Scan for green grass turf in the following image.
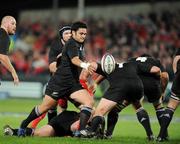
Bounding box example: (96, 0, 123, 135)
(0, 98, 180, 144)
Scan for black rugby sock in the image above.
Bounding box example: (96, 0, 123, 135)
(25, 127, 34, 136)
(12, 128, 18, 136)
(13, 128, 33, 136)
(156, 107, 165, 126)
(90, 116, 105, 132)
(48, 108, 57, 122)
(136, 108, 153, 137)
(79, 107, 92, 130)
(158, 107, 174, 138)
(106, 108, 119, 136)
(20, 106, 41, 128)
(156, 107, 168, 137)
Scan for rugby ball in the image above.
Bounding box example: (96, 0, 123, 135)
(101, 53, 116, 74)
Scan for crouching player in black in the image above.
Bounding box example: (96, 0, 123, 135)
(157, 48, 180, 142)
(104, 54, 169, 140)
(4, 110, 80, 137)
(81, 57, 161, 140)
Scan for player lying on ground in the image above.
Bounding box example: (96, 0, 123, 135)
(4, 110, 80, 137)
(4, 109, 104, 138)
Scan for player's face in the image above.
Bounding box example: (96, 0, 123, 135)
(8, 18, 16, 35)
(72, 28, 87, 43)
(62, 30, 71, 42)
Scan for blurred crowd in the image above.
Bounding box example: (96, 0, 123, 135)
(1, 10, 180, 81)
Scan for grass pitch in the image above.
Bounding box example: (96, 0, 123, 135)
(0, 98, 180, 144)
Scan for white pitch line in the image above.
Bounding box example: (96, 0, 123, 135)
(0, 112, 180, 123)
(0, 112, 29, 117)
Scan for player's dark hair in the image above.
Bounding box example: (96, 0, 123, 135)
(59, 26, 71, 39)
(140, 53, 152, 57)
(71, 21, 87, 31)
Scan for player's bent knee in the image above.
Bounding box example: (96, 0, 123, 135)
(34, 125, 55, 137)
(38, 104, 52, 114)
(88, 99, 94, 107)
(94, 107, 108, 116)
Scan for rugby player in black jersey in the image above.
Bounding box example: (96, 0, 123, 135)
(157, 48, 180, 142)
(18, 21, 95, 136)
(104, 54, 169, 140)
(4, 110, 80, 137)
(49, 26, 71, 73)
(80, 58, 161, 140)
(0, 16, 19, 85)
(30, 26, 72, 128)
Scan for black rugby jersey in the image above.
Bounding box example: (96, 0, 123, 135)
(96, 61, 152, 87)
(48, 38, 63, 66)
(0, 28, 10, 55)
(129, 57, 164, 80)
(55, 38, 85, 82)
(130, 56, 165, 72)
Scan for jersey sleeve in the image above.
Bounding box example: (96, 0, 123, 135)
(48, 40, 62, 64)
(0, 31, 10, 55)
(96, 63, 106, 76)
(138, 62, 153, 73)
(156, 59, 165, 72)
(67, 42, 79, 59)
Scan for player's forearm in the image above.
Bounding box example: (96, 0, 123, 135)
(71, 57, 96, 75)
(0, 55, 17, 74)
(49, 62, 57, 73)
(79, 69, 90, 80)
(160, 72, 169, 93)
(71, 56, 89, 69)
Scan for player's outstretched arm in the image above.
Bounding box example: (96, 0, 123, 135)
(0, 54, 19, 85)
(160, 72, 169, 93)
(71, 56, 96, 74)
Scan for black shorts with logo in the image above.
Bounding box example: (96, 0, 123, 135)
(103, 77, 144, 104)
(140, 76, 162, 103)
(45, 79, 83, 101)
